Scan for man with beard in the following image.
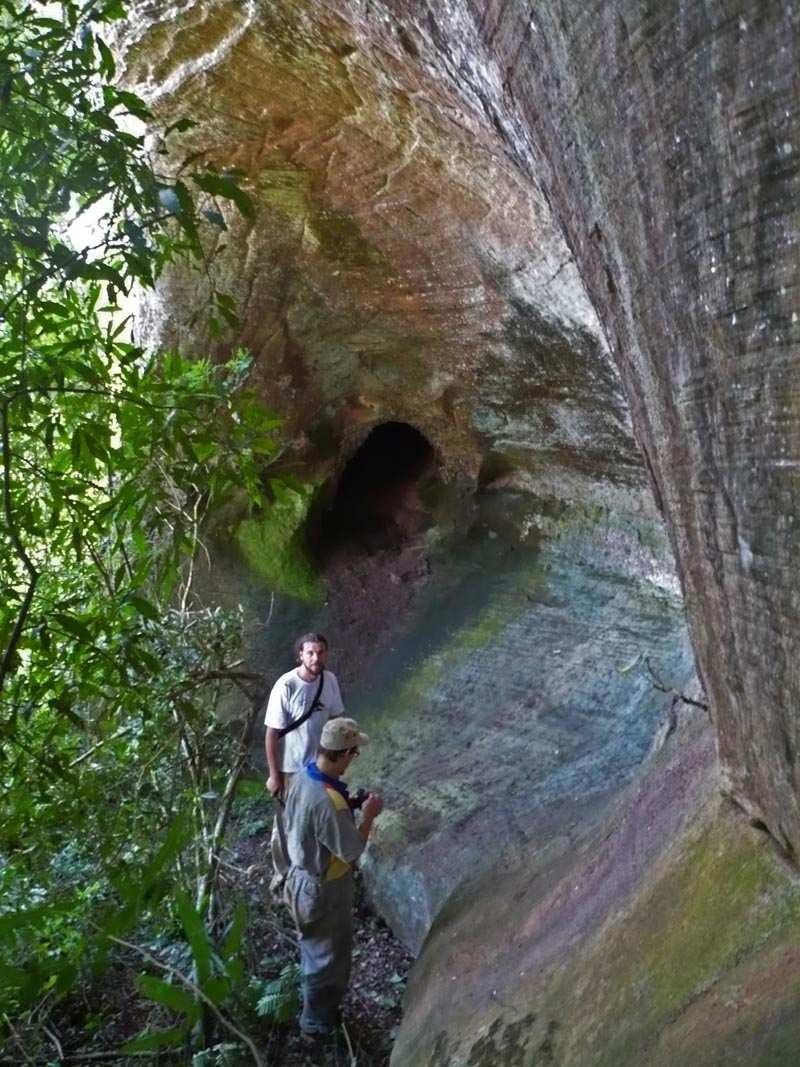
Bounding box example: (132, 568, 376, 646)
(264, 632, 345, 889)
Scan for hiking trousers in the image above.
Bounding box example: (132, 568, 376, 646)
(269, 772, 295, 878)
(284, 867, 354, 1034)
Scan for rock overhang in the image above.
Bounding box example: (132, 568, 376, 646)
(118, 0, 651, 540)
(114, 0, 800, 1062)
(117, 0, 692, 956)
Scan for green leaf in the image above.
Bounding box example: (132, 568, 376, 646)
(165, 117, 196, 136)
(191, 172, 255, 220)
(52, 612, 90, 640)
(255, 964, 301, 1024)
(122, 1026, 188, 1053)
(96, 36, 116, 78)
(125, 595, 160, 621)
(0, 962, 35, 992)
(220, 902, 247, 963)
(236, 776, 267, 799)
(38, 300, 70, 317)
(97, 0, 127, 21)
(131, 646, 161, 673)
(110, 87, 151, 120)
(83, 430, 109, 463)
(173, 180, 195, 218)
(140, 818, 193, 892)
(202, 208, 227, 229)
(203, 975, 230, 1006)
(0, 904, 62, 938)
(137, 975, 200, 1021)
(175, 892, 212, 987)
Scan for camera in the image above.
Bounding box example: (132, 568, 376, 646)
(348, 787, 369, 810)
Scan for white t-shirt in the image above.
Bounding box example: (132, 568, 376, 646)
(264, 669, 344, 772)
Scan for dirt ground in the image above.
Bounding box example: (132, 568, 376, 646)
(3, 809, 413, 1067)
(233, 829, 414, 1067)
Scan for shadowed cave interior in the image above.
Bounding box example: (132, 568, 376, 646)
(311, 422, 437, 561)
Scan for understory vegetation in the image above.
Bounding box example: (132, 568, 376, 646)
(0, 2, 367, 1061)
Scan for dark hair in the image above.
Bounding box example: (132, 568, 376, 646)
(318, 744, 348, 762)
(294, 632, 328, 661)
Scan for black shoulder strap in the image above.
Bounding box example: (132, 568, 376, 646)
(277, 669, 325, 739)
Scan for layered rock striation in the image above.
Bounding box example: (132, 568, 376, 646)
(394, 708, 800, 1066)
(118, 1, 800, 1063)
(120, 0, 649, 528)
(490, 0, 800, 864)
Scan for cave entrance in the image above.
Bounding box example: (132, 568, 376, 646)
(313, 421, 437, 560)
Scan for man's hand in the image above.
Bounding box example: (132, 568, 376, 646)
(265, 727, 283, 798)
(359, 793, 383, 842)
(362, 793, 383, 819)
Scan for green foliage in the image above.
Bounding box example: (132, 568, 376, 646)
(253, 963, 302, 1026)
(237, 480, 323, 602)
(0, 0, 279, 1056)
(124, 897, 250, 1054)
(232, 779, 274, 838)
(192, 1044, 245, 1067)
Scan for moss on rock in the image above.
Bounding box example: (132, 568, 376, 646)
(584, 820, 800, 1067)
(236, 481, 323, 602)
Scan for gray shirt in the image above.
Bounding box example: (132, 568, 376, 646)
(284, 768, 365, 882)
(264, 668, 344, 772)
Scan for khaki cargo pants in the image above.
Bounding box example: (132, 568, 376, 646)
(284, 867, 354, 1035)
(269, 772, 295, 880)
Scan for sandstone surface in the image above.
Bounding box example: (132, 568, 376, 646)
(118, 1, 800, 1062)
(394, 710, 800, 1066)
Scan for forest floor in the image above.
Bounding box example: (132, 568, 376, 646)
(230, 821, 414, 1067)
(2, 802, 413, 1067)
(3, 531, 431, 1066)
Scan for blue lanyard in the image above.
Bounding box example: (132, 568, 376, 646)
(305, 761, 350, 803)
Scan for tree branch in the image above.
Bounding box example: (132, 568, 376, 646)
(196, 701, 261, 918)
(68, 725, 132, 769)
(0, 399, 39, 698)
(106, 936, 265, 1067)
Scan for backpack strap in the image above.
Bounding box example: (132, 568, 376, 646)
(277, 669, 325, 739)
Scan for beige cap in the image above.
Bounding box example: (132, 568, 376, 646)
(320, 717, 370, 751)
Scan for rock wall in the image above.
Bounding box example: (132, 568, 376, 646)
(393, 709, 800, 1066)
(347, 525, 694, 953)
(480, 0, 800, 863)
(120, 1, 800, 857)
(117, 1, 800, 1062)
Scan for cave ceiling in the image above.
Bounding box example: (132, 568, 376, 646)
(120, 0, 650, 528)
(121, 0, 800, 866)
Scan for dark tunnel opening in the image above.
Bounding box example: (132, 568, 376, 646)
(311, 422, 437, 561)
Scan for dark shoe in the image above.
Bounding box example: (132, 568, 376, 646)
(300, 1025, 333, 1039)
(299, 1027, 333, 1057)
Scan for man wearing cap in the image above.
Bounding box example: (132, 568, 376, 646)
(283, 716, 383, 1040)
(264, 632, 345, 886)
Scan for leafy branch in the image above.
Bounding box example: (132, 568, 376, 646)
(108, 935, 265, 1067)
(0, 2, 286, 1061)
(0, 399, 39, 694)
